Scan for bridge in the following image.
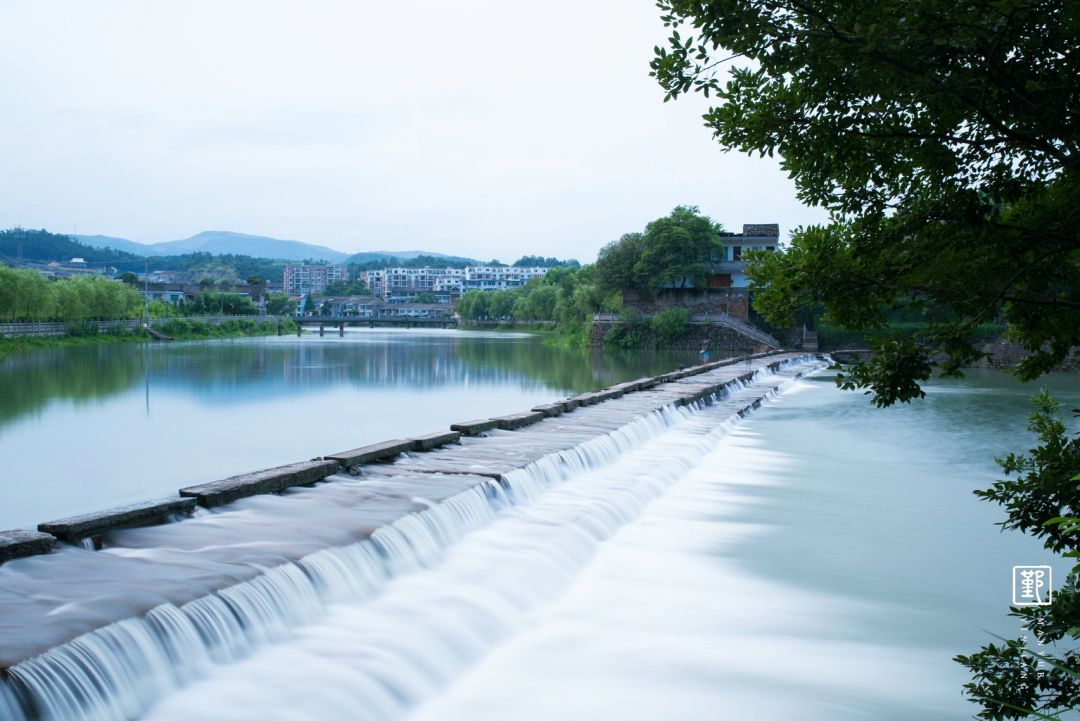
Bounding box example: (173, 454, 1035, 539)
(0, 351, 823, 721)
(293, 315, 458, 335)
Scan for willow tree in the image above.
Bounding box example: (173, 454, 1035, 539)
(651, 1, 1079, 717)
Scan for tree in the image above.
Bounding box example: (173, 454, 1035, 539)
(456, 291, 490, 320)
(653, 1, 1079, 717)
(650, 307, 691, 342)
(512, 255, 581, 268)
(653, 0, 1078, 392)
(512, 285, 558, 321)
(487, 290, 517, 319)
(637, 206, 722, 291)
(594, 209, 723, 295)
(595, 233, 646, 294)
(323, 279, 370, 297)
(265, 292, 294, 316)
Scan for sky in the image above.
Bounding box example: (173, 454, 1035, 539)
(0, 1, 827, 262)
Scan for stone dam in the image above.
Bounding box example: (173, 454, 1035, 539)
(0, 351, 824, 721)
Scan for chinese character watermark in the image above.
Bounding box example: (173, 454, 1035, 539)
(1013, 565, 1052, 606)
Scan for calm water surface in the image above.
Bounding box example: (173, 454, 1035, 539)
(0, 329, 698, 530)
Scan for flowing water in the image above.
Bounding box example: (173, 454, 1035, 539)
(1, 353, 1076, 720)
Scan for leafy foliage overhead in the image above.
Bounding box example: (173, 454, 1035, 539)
(652, 0, 1079, 397)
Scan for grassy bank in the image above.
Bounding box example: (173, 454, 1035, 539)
(454, 320, 588, 349)
(0, 318, 296, 359)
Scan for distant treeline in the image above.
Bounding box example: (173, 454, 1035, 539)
(0, 265, 295, 322)
(347, 255, 475, 273)
(0, 228, 287, 282)
(0, 265, 143, 321)
(1, 228, 580, 284)
(455, 266, 618, 342)
(346, 254, 579, 274)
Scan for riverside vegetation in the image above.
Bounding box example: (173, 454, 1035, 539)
(454, 205, 743, 350)
(0, 265, 294, 356)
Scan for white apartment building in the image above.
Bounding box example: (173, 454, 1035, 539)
(461, 266, 548, 291)
(360, 265, 548, 302)
(283, 264, 349, 297)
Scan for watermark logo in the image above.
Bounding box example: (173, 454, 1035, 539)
(1013, 565, 1053, 606)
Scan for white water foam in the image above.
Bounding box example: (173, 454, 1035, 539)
(5, 359, 823, 721)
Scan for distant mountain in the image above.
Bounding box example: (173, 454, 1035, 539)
(70, 230, 483, 267)
(73, 234, 153, 256)
(74, 231, 352, 263)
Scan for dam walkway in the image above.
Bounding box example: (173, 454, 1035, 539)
(0, 351, 823, 721)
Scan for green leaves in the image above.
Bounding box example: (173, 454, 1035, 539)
(668, 0, 1080, 403)
(958, 397, 1080, 717)
(834, 335, 932, 406)
(975, 393, 1080, 554)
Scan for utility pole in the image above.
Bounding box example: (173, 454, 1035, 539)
(143, 257, 149, 328)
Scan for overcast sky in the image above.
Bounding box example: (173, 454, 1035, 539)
(0, 1, 827, 261)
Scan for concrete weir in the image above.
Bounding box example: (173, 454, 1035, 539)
(179, 460, 341, 508)
(0, 351, 817, 669)
(38, 497, 198, 545)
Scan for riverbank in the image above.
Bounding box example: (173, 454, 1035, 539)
(0, 317, 296, 359)
(455, 321, 586, 349)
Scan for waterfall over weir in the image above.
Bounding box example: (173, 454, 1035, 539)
(0, 357, 823, 721)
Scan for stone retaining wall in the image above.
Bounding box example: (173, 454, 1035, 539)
(588, 320, 770, 354)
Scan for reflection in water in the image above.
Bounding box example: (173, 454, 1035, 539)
(0, 331, 698, 427)
(0, 330, 699, 530)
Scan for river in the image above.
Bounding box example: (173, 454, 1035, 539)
(0, 337, 1077, 720)
(0, 330, 697, 530)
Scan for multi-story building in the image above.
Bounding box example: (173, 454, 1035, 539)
(283, 264, 349, 297)
(713, 224, 780, 287)
(621, 223, 780, 320)
(461, 266, 548, 292)
(359, 265, 548, 303)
